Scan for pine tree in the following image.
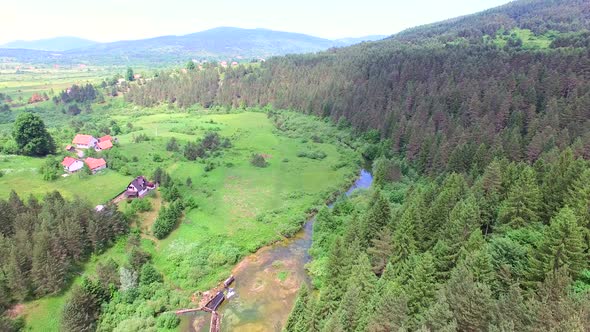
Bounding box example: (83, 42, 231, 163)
(405, 253, 437, 323)
(284, 284, 310, 332)
(367, 227, 393, 275)
(497, 165, 542, 229)
(390, 205, 417, 266)
(541, 148, 584, 220)
(424, 173, 466, 246)
(418, 291, 457, 332)
(365, 282, 408, 332)
(444, 265, 494, 331)
(531, 207, 587, 279)
(361, 190, 391, 245)
(61, 283, 101, 332)
(564, 168, 590, 226)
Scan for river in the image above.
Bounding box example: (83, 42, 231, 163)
(182, 169, 373, 331)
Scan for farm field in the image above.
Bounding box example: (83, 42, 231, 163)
(14, 108, 361, 331)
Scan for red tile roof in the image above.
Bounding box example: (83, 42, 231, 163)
(62, 156, 78, 167)
(72, 134, 95, 145)
(97, 140, 113, 150)
(85, 157, 106, 170)
(99, 135, 112, 142)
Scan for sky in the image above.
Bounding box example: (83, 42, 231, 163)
(1, 0, 513, 44)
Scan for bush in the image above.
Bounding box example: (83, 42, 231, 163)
(297, 150, 327, 160)
(130, 198, 152, 213)
(251, 154, 268, 167)
(40, 157, 62, 181)
(152, 154, 163, 162)
(166, 137, 179, 151)
(132, 133, 150, 143)
(204, 162, 215, 172)
(156, 312, 180, 329)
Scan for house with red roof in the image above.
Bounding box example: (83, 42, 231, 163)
(95, 135, 114, 151)
(96, 140, 113, 151)
(61, 156, 84, 173)
(85, 157, 107, 174)
(72, 134, 97, 149)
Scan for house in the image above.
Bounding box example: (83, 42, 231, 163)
(65, 145, 75, 152)
(95, 135, 114, 151)
(85, 157, 107, 174)
(61, 156, 84, 173)
(231, 61, 238, 67)
(125, 176, 156, 198)
(96, 140, 113, 151)
(72, 134, 97, 149)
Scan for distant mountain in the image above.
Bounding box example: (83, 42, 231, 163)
(334, 35, 388, 44)
(0, 28, 386, 66)
(0, 36, 97, 52)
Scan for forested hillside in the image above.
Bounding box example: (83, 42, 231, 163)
(123, 0, 590, 330)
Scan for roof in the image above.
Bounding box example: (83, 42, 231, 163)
(99, 135, 112, 142)
(72, 134, 95, 145)
(62, 156, 79, 167)
(129, 176, 148, 191)
(85, 157, 106, 170)
(97, 140, 113, 150)
(65, 145, 73, 150)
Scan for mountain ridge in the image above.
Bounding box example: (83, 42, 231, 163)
(0, 27, 386, 65)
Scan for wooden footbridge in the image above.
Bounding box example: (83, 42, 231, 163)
(175, 275, 235, 332)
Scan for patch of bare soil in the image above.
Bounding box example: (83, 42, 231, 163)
(6, 303, 24, 318)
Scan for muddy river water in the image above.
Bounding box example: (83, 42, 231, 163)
(181, 169, 373, 331)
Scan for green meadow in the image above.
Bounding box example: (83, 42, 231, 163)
(11, 106, 360, 331)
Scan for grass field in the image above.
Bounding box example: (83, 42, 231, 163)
(15, 109, 360, 331)
(0, 155, 132, 205)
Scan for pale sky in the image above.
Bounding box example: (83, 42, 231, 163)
(1, 0, 513, 44)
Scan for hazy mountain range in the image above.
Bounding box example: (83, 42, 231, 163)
(0, 27, 386, 66)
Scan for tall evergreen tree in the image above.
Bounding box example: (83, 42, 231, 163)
(497, 165, 542, 229)
(531, 207, 587, 279)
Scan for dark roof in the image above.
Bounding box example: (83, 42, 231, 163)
(205, 291, 225, 311)
(129, 176, 148, 191)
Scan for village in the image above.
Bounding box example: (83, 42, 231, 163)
(61, 133, 156, 206)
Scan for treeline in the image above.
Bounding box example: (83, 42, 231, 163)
(54, 84, 99, 105)
(285, 148, 590, 331)
(0, 191, 128, 329)
(127, 30, 590, 176)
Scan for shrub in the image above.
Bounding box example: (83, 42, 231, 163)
(132, 133, 150, 143)
(156, 312, 180, 329)
(152, 154, 163, 162)
(166, 137, 179, 151)
(251, 154, 268, 167)
(130, 198, 152, 213)
(297, 150, 327, 160)
(40, 157, 62, 181)
(204, 162, 215, 172)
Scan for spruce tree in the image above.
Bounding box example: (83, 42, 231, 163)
(405, 253, 437, 322)
(531, 207, 587, 279)
(497, 165, 542, 229)
(284, 284, 310, 332)
(361, 190, 391, 245)
(367, 227, 393, 275)
(444, 265, 494, 331)
(365, 282, 408, 332)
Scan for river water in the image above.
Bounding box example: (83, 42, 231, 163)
(182, 169, 373, 331)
